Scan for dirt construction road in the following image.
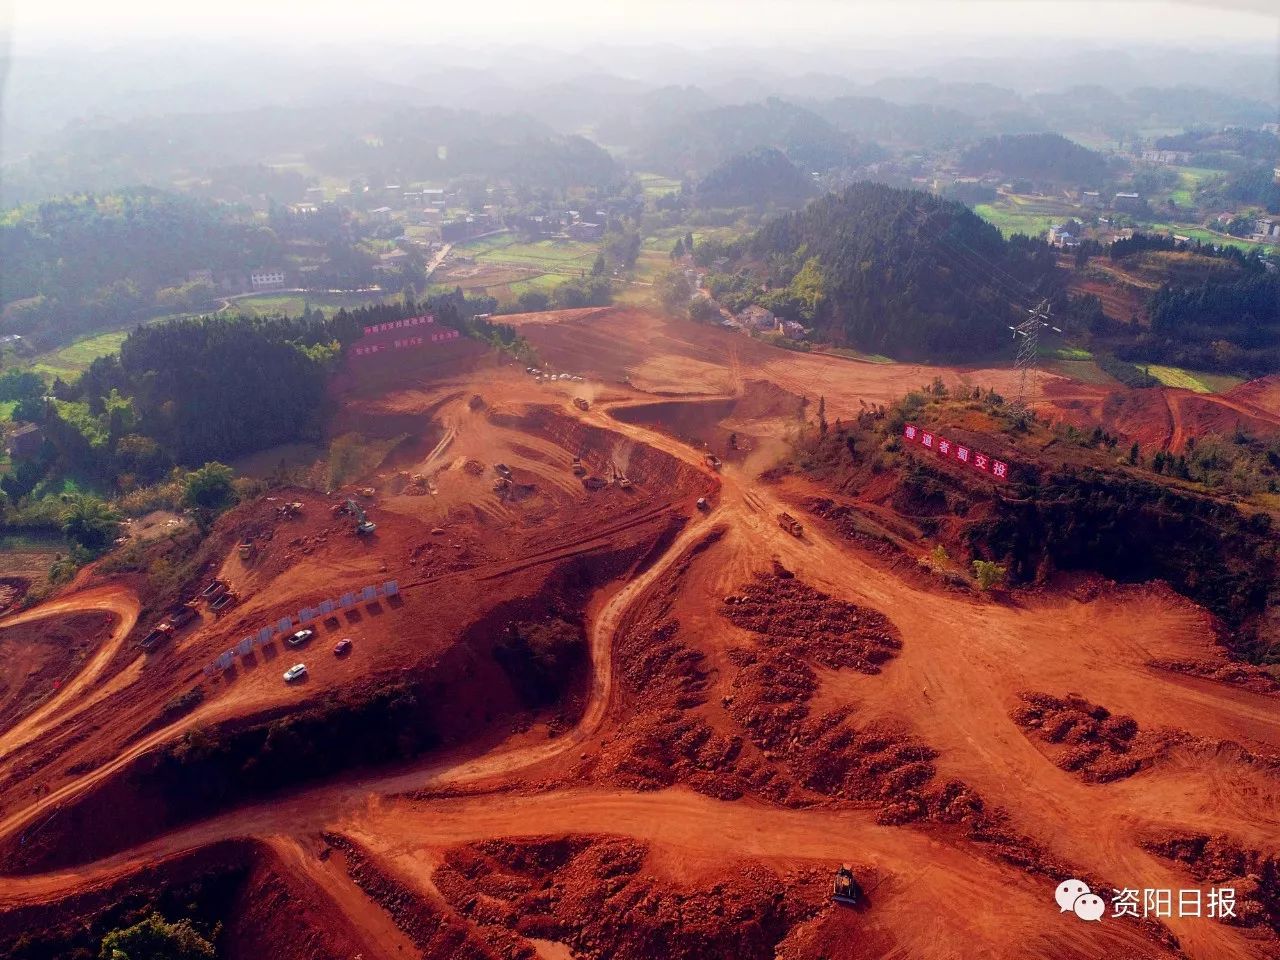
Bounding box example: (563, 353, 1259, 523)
(0, 333, 1276, 958)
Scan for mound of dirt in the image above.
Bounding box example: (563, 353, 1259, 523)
(322, 833, 514, 959)
(1148, 658, 1280, 697)
(1141, 832, 1280, 940)
(720, 571, 901, 674)
(433, 835, 818, 960)
(1011, 692, 1175, 783)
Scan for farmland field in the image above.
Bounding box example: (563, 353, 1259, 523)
(637, 171, 683, 197)
(29, 329, 130, 380)
(217, 290, 386, 318)
(1144, 363, 1245, 394)
(972, 197, 1064, 238)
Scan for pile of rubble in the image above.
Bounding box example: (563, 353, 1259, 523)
(1011, 692, 1173, 783)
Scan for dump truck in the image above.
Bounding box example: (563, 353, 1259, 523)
(238, 540, 255, 561)
(494, 463, 512, 479)
(777, 512, 803, 537)
(573, 397, 590, 411)
(200, 579, 227, 600)
(140, 623, 173, 651)
(571, 457, 586, 476)
(832, 865, 861, 906)
(705, 454, 722, 471)
(582, 476, 607, 491)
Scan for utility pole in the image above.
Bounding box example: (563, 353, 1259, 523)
(1009, 299, 1060, 412)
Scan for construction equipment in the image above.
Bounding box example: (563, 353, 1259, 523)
(200, 579, 227, 600)
(778, 512, 803, 537)
(494, 463, 512, 479)
(338, 498, 377, 534)
(277, 501, 304, 519)
(238, 540, 256, 561)
(140, 622, 174, 651)
(696, 497, 709, 511)
(618, 476, 633, 490)
(582, 476, 607, 491)
(571, 457, 586, 476)
(573, 397, 590, 411)
(705, 454, 722, 471)
(832, 865, 861, 906)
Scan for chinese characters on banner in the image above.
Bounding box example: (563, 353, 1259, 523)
(352, 329, 459, 357)
(903, 423, 1009, 480)
(362, 314, 435, 336)
(351, 315, 462, 357)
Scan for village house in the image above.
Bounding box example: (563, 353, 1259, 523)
(737, 303, 776, 332)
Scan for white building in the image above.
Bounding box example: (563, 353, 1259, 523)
(249, 269, 286, 291)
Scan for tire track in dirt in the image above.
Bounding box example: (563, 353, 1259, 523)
(0, 586, 139, 760)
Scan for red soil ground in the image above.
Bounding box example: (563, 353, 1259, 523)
(0, 307, 1276, 959)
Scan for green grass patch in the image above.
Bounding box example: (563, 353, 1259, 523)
(973, 202, 1059, 239)
(0, 400, 16, 422)
(1045, 359, 1119, 386)
(1144, 364, 1245, 394)
(638, 172, 683, 197)
(1143, 223, 1275, 254)
(29, 329, 131, 381)
(820, 346, 896, 364)
(1046, 346, 1093, 361)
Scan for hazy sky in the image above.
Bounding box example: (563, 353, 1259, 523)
(4, 0, 1278, 50)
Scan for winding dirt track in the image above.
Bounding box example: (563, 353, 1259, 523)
(0, 585, 139, 761)
(1, 380, 1276, 959)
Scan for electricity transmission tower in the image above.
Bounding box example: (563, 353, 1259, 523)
(1009, 299, 1061, 411)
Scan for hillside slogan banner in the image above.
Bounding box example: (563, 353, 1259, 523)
(903, 423, 1009, 481)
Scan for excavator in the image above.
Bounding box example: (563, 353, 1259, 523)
(336, 498, 377, 534)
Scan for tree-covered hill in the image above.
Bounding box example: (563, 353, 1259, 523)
(638, 98, 868, 177)
(0, 190, 279, 307)
(694, 147, 815, 209)
(743, 182, 1058, 359)
(959, 132, 1110, 186)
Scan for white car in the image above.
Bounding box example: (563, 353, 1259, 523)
(286, 628, 314, 648)
(283, 663, 307, 683)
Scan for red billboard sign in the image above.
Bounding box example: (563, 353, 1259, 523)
(903, 423, 1009, 481)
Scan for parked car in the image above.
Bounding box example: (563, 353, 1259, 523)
(282, 663, 307, 683)
(333, 638, 352, 656)
(286, 628, 314, 648)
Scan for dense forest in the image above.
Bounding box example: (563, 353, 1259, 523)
(1155, 127, 1280, 167)
(1197, 166, 1280, 214)
(0, 190, 278, 329)
(3, 294, 504, 508)
(1117, 272, 1280, 376)
(959, 132, 1111, 186)
(741, 182, 1059, 359)
(693, 147, 815, 209)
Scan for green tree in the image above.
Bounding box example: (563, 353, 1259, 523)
(972, 559, 1007, 591)
(670, 237, 685, 260)
(654, 269, 693, 314)
(61, 494, 120, 550)
(183, 461, 237, 512)
(99, 912, 216, 960)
